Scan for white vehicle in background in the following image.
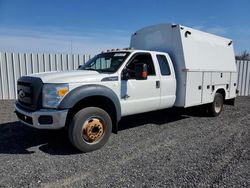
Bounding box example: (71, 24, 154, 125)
(15, 24, 237, 152)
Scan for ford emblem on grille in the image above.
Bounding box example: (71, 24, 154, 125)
(18, 89, 26, 98)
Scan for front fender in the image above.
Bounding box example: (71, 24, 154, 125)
(58, 84, 121, 121)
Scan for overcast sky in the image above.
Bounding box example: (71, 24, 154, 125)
(0, 0, 249, 55)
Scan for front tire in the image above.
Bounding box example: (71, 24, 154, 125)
(68, 107, 112, 152)
(208, 93, 224, 117)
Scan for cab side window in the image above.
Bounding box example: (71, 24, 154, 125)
(126, 53, 155, 79)
(156, 55, 171, 76)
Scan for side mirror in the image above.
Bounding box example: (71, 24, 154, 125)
(135, 63, 148, 80)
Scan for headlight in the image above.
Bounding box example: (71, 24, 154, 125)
(43, 83, 69, 108)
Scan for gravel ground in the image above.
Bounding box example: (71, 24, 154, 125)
(0, 97, 249, 187)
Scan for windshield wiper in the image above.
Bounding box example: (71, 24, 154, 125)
(83, 67, 100, 72)
(82, 67, 114, 73)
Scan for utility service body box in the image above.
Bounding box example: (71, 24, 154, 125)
(130, 24, 237, 107)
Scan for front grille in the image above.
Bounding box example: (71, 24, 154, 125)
(17, 76, 43, 111)
(17, 82, 32, 105)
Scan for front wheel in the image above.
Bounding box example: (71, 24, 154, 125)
(68, 107, 112, 152)
(208, 93, 224, 117)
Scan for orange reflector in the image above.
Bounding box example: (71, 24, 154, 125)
(58, 88, 68, 97)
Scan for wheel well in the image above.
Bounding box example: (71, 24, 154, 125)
(65, 96, 117, 132)
(216, 88, 226, 101)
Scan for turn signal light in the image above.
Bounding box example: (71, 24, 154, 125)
(57, 88, 69, 97)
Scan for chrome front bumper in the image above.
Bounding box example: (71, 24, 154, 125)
(15, 103, 68, 129)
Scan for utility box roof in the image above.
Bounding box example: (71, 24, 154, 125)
(130, 23, 236, 72)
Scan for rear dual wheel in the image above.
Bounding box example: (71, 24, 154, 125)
(208, 93, 224, 117)
(68, 107, 112, 152)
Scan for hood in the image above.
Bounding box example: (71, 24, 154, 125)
(29, 70, 110, 83)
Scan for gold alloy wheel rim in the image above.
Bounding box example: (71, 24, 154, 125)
(82, 118, 104, 143)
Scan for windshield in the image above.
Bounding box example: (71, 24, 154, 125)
(79, 52, 130, 73)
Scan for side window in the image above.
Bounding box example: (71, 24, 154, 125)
(156, 55, 171, 76)
(127, 53, 156, 78)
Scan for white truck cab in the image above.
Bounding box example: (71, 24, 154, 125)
(15, 24, 237, 152)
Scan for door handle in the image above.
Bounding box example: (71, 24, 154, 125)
(156, 81, 160, 88)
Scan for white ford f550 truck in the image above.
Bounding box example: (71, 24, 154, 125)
(15, 24, 237, 152)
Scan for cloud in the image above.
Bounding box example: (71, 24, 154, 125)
(205, 26, 228, 35)
(1, 25, 248, 55)
(192, 25, 206, 30)
(0, 26, 130, 55)
(192, 25, 228, 36)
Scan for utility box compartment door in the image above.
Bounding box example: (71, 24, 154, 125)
(202, 72, 213, 104)
(185, 72, 203, 107)
(229, 72, 237, 98)
(212, 72, 230, 85)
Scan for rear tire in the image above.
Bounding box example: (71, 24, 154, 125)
(208, 93, 224, 117)
(68, 107, 112, 152)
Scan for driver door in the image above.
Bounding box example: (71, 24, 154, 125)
(120, 53, 161, 116)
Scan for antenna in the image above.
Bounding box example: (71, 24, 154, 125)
(70, 40, 72, 55)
